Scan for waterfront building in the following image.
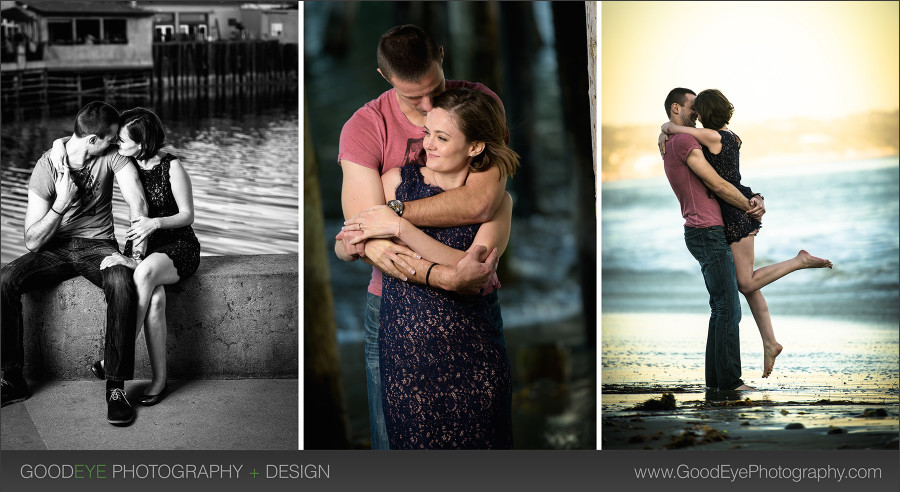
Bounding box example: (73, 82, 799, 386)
(1, 1, 298, 109)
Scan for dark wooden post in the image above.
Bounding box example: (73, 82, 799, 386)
(499, 2, 540, 217)
(468, 2, 502, 93)
(303, 98, 351, 449)
(552, 2, 597, 347)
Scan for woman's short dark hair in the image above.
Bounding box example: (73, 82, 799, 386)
(119, 107, 165, 161)
(694, 89, 734, 130)
(74, 101, 119, 139)
(432, 88, 519, 179)
(377, 24, 442, 83)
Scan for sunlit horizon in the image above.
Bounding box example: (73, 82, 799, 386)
(601, 1, 899, 181)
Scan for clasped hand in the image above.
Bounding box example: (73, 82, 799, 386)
(342, 205, 401, 245)
(126, 216, 159, 244)
(747, 196, 765, 221)
(99, 253, 138, 271)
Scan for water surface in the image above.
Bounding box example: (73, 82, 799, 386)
(601, 159, 900, 411)
(1, 89, 299, 263)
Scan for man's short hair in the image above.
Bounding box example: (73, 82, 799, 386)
(664, 88, 696, 118)
(377, 24, 441, 83)
(73, 101, 119, 138)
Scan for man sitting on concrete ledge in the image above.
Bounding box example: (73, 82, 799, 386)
(1, 101, 148, 427)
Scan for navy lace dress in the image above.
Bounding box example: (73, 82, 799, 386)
(702, 130, 761, 244)
(123, 153, 200, 279)
(380, 164, 513, 450)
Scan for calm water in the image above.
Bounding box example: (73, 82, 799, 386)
(602, 158, 900, 323)
(1, 89, 299, 264)
(601, 158, 900, 400)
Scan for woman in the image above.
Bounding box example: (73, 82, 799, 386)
(339, 88, 517, 449)
(52, 108, 200, 405)
(661, 89, 832, 378)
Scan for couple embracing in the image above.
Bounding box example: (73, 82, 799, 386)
(661, 87, 832, 391)
(1, 101, 199, 426)
(335, 25, 517, 449)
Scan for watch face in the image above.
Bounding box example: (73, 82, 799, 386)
(389, 200, 403, 216)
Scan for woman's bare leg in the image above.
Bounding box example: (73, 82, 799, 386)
(743, 289, 781, 377)
(144, 285, 167, 394)
(731, 236, 777, 377)
(731, 236, 831, 377)
(132, 253, 180, 335)
(132, 254, 179, 394)
(733, 240, 832, 295)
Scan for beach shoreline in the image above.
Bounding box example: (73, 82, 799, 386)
(602, 395, 898, 450)
(601, 312, 899, 450)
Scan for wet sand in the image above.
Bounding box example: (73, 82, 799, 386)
(602, 394, 898, 450)
(602, 313, 899, 450)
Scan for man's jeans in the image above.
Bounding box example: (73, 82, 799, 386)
(683, 226, 744, 390)
(1, 237, 138, 381)
(364, 290, 505, 450)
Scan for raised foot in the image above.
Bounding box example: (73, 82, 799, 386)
(733, 384, 757, 391)
(762, 343, 783, 378)
(798, 249, 833, 269)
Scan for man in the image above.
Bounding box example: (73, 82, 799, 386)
(660, 88, 759, 392)
(1, 101, 149, 425)
(335, 25, 509, 448)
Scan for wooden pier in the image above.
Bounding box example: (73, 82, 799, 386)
(153, 40, 298, 89)
(1, 40, 298, 114)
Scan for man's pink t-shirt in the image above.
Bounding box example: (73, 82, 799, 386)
(663, 134, 724, 228)
(338, 80, 504, 296)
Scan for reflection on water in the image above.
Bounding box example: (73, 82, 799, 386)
(1, 88, 298, 263)
(602, 312, 899, 405)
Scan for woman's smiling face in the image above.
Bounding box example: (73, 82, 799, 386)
(423, 108, 474, 174)
(116, 124, 141, 158)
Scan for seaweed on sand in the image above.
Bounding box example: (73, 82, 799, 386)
(632, 393, 677, 411)
(664, 425, 729, 449)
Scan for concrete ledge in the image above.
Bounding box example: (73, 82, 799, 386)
(21, 254, 298, 380)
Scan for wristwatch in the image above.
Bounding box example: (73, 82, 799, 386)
(387, 199, 404, 217)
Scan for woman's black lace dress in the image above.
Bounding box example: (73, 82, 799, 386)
(702, 130, 761, 244)
(380, 164, 512, 449)
(123, 153, 200, 278)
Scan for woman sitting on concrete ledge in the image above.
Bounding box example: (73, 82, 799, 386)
(51, 107, 200, 407)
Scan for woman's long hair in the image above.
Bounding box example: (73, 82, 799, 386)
(432, 88, 520, 178)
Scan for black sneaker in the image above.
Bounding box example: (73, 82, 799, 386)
(1, 376, 30, 407)
(106, 388, 134, 426)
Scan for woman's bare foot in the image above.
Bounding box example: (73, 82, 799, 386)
(798, 250, 833, 269)
(763, 342, 783, 378)
(733, 384, 756, 391)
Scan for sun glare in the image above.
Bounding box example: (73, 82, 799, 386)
(602, 1, 900, 126)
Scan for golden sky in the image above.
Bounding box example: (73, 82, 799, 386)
(602, 1, 900, 126)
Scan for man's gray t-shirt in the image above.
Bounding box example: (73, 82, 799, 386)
(28, 147, 131, 240)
